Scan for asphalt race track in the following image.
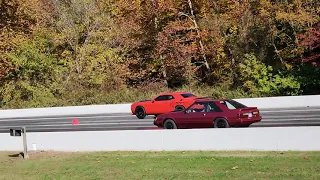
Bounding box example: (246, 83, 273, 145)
(0, 106, 320, 133)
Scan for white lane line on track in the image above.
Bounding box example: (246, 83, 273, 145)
(252, 122, 320, 126)
(0, 122, 154, 128)
(261, 118, 320, 122)
(1, 115, 138, 121)
(0, 125, 156, 131)
(0, 115, 141, 122)
(0, 119, 154, 125)
(260, 114, 320, 117)
(261, 109, 320, 113)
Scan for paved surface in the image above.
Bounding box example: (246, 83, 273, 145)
(0, 106, 320, 133)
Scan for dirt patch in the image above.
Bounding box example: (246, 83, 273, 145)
(94, 151, 275, 158)
(26, 151, 78, 159)
(0, 151, 80, 161)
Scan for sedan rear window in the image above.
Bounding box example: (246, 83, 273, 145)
(220, 99, 247, 109)
(180, 93, 195, 98)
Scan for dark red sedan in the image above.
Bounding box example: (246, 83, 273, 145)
(153, 98, 262, 129)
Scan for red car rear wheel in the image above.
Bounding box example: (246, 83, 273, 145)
(214, 118, 230, 128)
(174, 105, 185, 111)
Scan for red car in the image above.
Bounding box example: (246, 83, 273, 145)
(153, 98, 262, 129)
(131, 92, 201, 119)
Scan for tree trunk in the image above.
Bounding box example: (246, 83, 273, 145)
(152, 0, 168, 86)
(187, 0, 210, 70)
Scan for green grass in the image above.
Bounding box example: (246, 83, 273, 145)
(0, 151, 319, 179)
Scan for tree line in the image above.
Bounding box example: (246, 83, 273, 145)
(0, 0, 319, 109)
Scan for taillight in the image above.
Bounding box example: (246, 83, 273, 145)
(253, 111, 259, 115)
(238, 109, 259, 118)
(239, 112, 256, 118)
(239, 113, 249, 118)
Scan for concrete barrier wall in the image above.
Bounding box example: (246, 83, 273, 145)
(0, 95, 320, 119)
(233, 95, 320, 109)
(0, 103, 132, 119)
(1, 127, 320, 152)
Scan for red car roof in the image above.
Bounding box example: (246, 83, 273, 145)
(158, 92, 195, 95)
(194, 98, 230, 102)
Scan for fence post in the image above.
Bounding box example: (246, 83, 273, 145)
(22, 127, 29, 159)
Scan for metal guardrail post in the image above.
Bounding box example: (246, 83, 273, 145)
(10, 127, 29, 159)
(22, 127, 29, 159)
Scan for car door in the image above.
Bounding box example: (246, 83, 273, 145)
(149, 95, 175, 114)
(204, 102, 225, 127)
(181, 102, 212, 128)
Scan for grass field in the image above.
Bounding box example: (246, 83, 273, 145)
(0, 151, 319, 179)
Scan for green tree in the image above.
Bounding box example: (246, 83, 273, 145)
(1, 34, 63, 108)
(238, 53, 301, 96)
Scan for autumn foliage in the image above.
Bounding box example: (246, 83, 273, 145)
(0, 0, 319, 108)
(297, 22, 320, 65)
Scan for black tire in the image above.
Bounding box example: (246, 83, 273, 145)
(174, 105, 185, 111)
(241, 124, 250, 127)
(163, 119, 177, 129)
(214, 118, 230, 128)
(135, 106, 146, 119)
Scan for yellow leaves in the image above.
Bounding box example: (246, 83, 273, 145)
(228, 25, 238, 34)
(217, 47, 226, 59)
(259, 7, 271, 18)
(283, 63, 293, 71)
(275, 11, 317, 25)
(61, 50, 73, 59)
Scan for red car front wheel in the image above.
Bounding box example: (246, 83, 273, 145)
(135, 106, 146, 119)
(163, 119, 177, 129)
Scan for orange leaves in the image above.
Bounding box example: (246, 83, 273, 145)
(0, 0, 36, 33)
(156, 20, 198, 64)
(0, 0, 39, 82)
(297, 22, 320, 65)
(0, 58, 13, 81)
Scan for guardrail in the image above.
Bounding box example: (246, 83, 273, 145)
(0, 95, 320, 119)
(1, 127, 320, 151)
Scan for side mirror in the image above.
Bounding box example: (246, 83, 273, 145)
(152, 100, 155, 103)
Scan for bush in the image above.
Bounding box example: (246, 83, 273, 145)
(238, 53, 301, 96)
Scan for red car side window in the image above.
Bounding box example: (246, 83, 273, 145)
(208, 102, 223, 112)
(155, 95, 174, 101)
